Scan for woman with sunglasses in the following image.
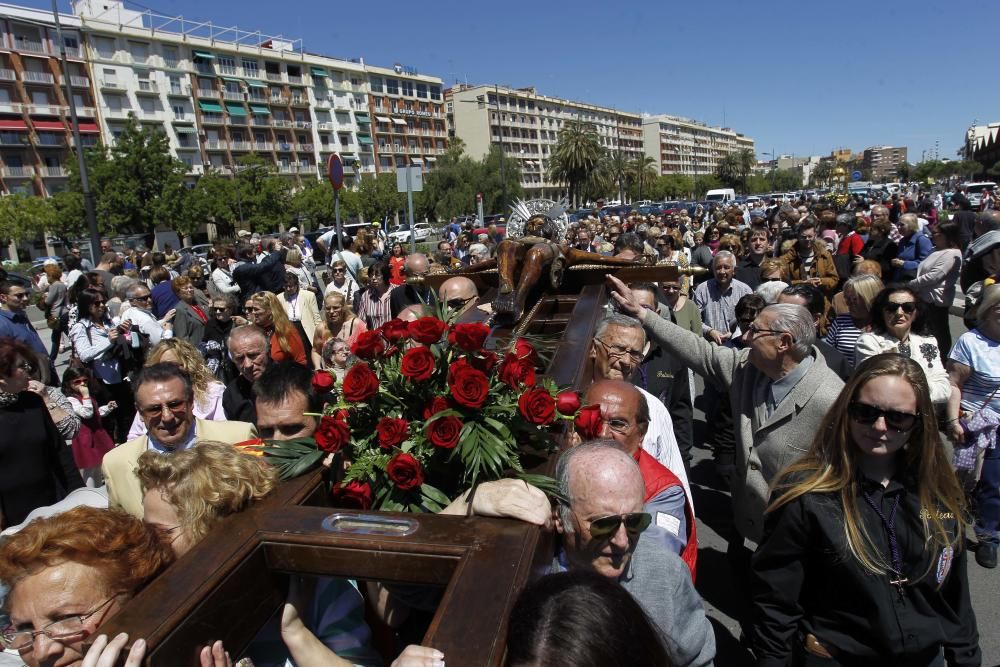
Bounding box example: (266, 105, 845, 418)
(312, 292, 367, 369)
(655, 231, 691, 296)
(751, 354, 979, 666)
(855, 286, 951, 404)
(68, 288, 136, 442)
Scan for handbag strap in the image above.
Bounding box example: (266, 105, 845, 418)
(969, 384, 1000, 418)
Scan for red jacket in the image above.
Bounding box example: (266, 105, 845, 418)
(635, 449, 698, 580)
(837, 231, 864, 257)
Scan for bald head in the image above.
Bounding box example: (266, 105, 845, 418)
(557, 440, 645, 510)
(583, 379, 649, 455)
(439, 276, 478, 315)
(977, 210, 1000, 235)
(405, 253, 429, 275)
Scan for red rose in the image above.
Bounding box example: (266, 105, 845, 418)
(315, 414, 351, 453)
(513, 338, 539, 365)
(574, 405, 604, 440)
(382, 318, 410, 343)
(342, 363, 380, 403)
(386, 453, 425, 490)
(426, 415, 463, 449)
(351, 330, 385, 360)
(499, 353, 536, 388)
(470, 350, 499, 374)
(449, 366, 490, 409)
(376, 417, 409, 449)
(518, 387, 556, 425)
(448, 322, 491, 351)
(400, 346, 436, 382)
(423, 396, 452, 419)
(556, 390, 581, 416)
(311, 370, 335, 394)
(408, 316, 448, 345)
(330, 480, 373, 510)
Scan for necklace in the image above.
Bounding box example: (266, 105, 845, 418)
(862, 489, 909, 596)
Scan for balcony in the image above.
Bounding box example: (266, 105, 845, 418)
(226, 117, 248, 128)
(63, 46, 83, 59)
(0, 134, 27, 145)
(0, 69, 15, 81)
(265, 71, 283, 82)
(313, 98, 331, 109)
(167, 83, 191, 97)
(0, 102, 23, 114)
(277, 164, 298, 174)
(247, 93, 268, 103)
(13, 38, 47, 55)
(100, 79, 124, 91)
(315, 122, 332, 131)
(230, 141, 252, 151)
(253, 141, 273, 151)
(69, 75, 90, 88)
(41, 166, 67, 177)
(2, 165, 35, 178)
(195, 62, 214, 75)
(222, 91, 244, 102)
(22, 71, 54, 85)
(201, 113, 224, 125)
(251, 117, 271, 127)
(270, 95, 290, 105)
(196, 88, 217, 98)
(36, 135, 66, 147)
(287, 74, 303, 85)
(75, 106, 96, 117)
(204, 140, 228, 150)
(272, 119, 292, 128)
(290, 95, 308, 106)
(276, 142, 293, 152)
(29, 104, 65, 116)
(293, 120, 311, 129)
(298, 143, 314, 152)
(135, 80, 159, 95)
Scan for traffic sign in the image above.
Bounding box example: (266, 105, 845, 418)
(327, 154, 344, 190)
(851, 170, 863, 182)
(396, 166, 423, 193)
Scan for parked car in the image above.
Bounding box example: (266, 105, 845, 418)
(388, 222, 433, 243)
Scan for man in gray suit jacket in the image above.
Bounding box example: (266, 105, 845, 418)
(608, 275, 844, 545)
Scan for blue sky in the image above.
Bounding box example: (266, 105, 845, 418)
(27, 0, 995, 162)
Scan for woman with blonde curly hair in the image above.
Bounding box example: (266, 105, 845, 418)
(138, 441, 380, 667)
(126, 338, 227, 439)
(248, 291, 307, 366)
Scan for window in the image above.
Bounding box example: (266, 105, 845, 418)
(63, 35, 79, 50)
(416, 83, 427, 99)
(385, 78, 399, 95)
(128, 41, 149, 62)
(218, 56, 236, 75)
(138, 97, 157, 114)
(94, 36, 115, 59)
(401, 80, 413, 96)
(242, 58, 258, 77)
(31, 90, 49, 105)
(369, 76, 383, 93)
(431, 85, 441, 101)
(172, 104, 185, 117)
(106, 94, 127, 111)
(162, 45, 178, 67)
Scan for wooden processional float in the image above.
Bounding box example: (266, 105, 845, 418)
(97, 200, 700, 666)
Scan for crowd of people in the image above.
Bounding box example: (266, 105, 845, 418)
(0, 186, 997, 666)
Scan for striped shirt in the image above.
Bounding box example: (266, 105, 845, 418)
(949, 329, 1000, 416)
(692, 278, 753, 336)
(355, 285, 395, 330)
(824, 314, 865, 368)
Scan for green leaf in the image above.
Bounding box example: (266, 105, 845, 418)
(420, 483, 452, 508)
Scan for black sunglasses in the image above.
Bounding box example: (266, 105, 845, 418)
(848, 401, 920, 432)
(587, 512, 652, 539)
(883, 302, 917, 314)
(446, 297, 473, 309)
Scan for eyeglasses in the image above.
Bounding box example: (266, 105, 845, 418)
(5, 291, 28, 300)
(1, 595, 120, 650)
(595, 338, 643, 363)
(139, 398, 189, 419)
(848, 401, 920, 432)
(211, 306, 229, 313)
(332, 268, 346, 273)
(661, 285, 681, 293)
(446, 297, 473, 309)
(131, 294, 151, 301)
(244, 306, 260, 313)
(587, 512, 652, 539)
(883, 301, 917, 314)
(745, 323, 788, 339)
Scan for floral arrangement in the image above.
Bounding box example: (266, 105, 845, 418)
(259, 314, 596, 513)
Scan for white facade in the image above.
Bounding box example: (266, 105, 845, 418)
(642, 114, 755, 176)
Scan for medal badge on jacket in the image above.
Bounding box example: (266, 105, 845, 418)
(935, 546, 954, 584)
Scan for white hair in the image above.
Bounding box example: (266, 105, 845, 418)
(763, 303, 815, 360)
(712, 250, 736, 269)
(755, 281, 789, 304)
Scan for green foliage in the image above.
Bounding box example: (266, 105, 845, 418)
(0, 194, 55, 245)
(357, 172, 405, 222)
(49, 190, 87, 238)
(715, 148, 756, 193)
(547, 120, 606, 207)
(626, 156, 659, 201)
(767, 168, 803, 192)
(648, 173, 695, 200)
(416, 143, 522, 221)
(809, 160, 835, 188)
(65, 116, 189, 236)
(693, 174, 723, 197)
(232, 155, 293, 233)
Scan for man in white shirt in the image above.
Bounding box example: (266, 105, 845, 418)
(117, 283, 173, 346)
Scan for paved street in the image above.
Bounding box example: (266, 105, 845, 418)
(690, 308, 999, 666)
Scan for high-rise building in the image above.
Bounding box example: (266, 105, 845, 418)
(447, 84, 644, 201)
(0, 5, 98, 197)
(862, 145, 908, 182)
(367, 64, 448, 175)
(642, 115, 754, 176)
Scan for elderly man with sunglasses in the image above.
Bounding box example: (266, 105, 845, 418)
(102, 363, 256, 518)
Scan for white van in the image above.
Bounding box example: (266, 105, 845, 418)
(705, 188, 736, 204)
(965, 181, 997, 208)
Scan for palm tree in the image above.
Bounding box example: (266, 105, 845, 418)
(603, 150, 630, 204)
(628, 156, 658, 202)
(547, 120, 604, 207)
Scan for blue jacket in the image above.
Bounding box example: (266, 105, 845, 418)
(0, 308, 47, 357)
(893, 232, 932, 281)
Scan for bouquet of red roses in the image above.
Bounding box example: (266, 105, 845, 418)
(269, 315, 586, 513)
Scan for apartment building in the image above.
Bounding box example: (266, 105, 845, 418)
(642, 114, 755, 176)
(0, 4, 98, 197)
(447, 84, 644, 201)
(862, 145, 908, 182)
(367, 63, 447, 175)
